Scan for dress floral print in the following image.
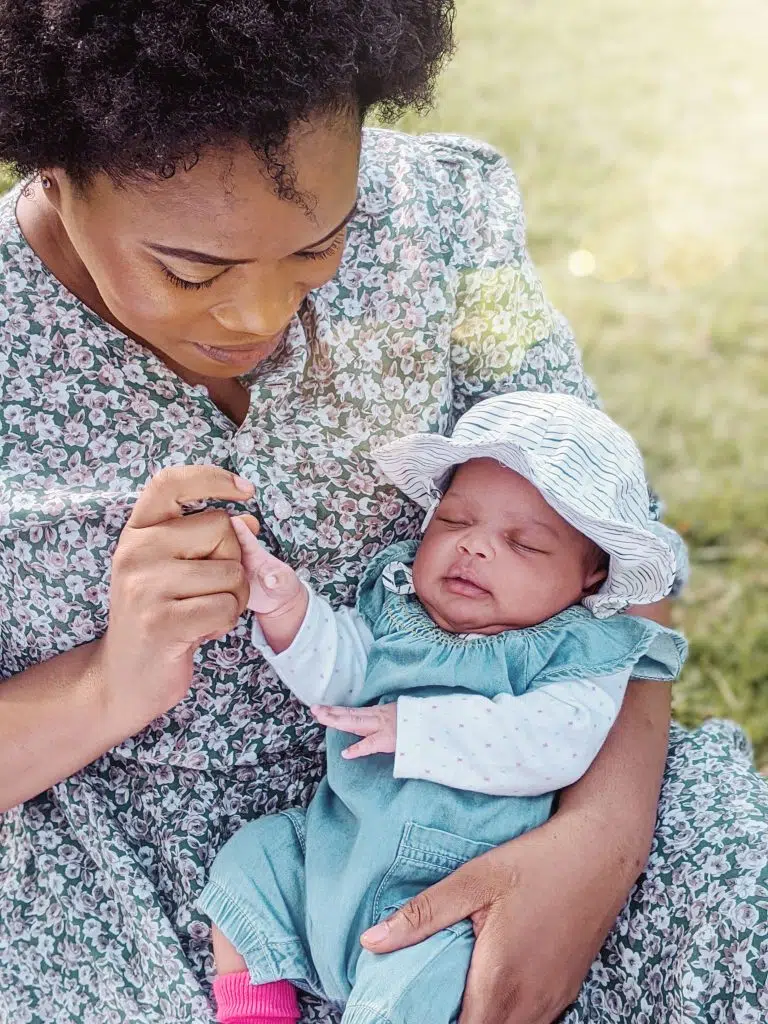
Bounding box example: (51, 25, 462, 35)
(0, 129, 766, 1024)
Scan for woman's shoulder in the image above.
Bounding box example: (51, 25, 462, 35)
(0, 182, 80, 315)
(360, 128, 520, 185)
(358, 129, 525, 269)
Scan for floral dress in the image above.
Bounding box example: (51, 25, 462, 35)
(0, 130, 766, 1024)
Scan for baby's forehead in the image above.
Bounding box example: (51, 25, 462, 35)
(444, 458, 535, 500)
(442, 459, 579, 533)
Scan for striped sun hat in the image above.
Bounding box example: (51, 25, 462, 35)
(372, 391, 679, 618)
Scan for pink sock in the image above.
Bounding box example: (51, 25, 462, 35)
(213, 971, 300, 1024)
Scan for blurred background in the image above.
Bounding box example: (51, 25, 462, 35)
(396, 0, 768, 767)
(2, 0, 766, 765)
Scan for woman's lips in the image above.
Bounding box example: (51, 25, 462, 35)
(442, 575, 491, 598)
(189, 332, 285, 366)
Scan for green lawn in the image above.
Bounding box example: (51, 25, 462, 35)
(398, 0, 768, 765)
(2, 0, 767, 765)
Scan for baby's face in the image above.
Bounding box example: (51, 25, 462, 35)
(412, 458, 606, 635)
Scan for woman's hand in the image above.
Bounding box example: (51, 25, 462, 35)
(96, 465, 254, 732)
(360, 806, 635, 1024)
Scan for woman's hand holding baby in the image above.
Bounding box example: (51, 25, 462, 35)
(101, 466, 254, 732)
(312, 703, 398, 757)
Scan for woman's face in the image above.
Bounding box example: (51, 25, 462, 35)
(42, 115, 361, 378)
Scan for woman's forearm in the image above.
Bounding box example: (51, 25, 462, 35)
(0, 640, 127, 811)
(556, 596, 674, 878)
(556, 680, 671, 869)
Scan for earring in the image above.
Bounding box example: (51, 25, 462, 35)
(40, 174, 52, 190)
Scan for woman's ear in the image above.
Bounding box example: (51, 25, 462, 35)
(39, 168, 64, 211)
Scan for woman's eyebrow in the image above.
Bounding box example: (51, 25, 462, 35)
(145, 202, 359, 267)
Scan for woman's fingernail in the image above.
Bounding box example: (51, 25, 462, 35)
(362, 922, 389, 944)
(263, 573, 279, 588)
(233, 475, 254, 493)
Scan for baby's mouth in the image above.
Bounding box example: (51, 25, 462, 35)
(442, 571, 491, 599)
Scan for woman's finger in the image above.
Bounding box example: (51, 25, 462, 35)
(311, 705, 379, 735)
(128, 465, 254, 530)
(141, 558, 249, 605)
(458, 913, 525, 1024)
(130, 508, 243, 562)
(167, 593, 244, 645)
(360, 852, 495, 951)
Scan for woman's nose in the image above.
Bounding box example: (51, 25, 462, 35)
(210, 270, 303, 337)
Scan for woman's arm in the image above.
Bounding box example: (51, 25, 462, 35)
(0, 466, 253, 813)
(361, 602, 672, 1024)
(0, 641, 116, 812)
(559, 596, 673, 852)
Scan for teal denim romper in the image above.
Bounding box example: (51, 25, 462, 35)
(198, 542, 686, 1023)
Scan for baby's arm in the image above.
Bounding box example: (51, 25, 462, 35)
(316, 670, 631, 795)
(393, 671, 631, 796)
(232, 516, 373, 707)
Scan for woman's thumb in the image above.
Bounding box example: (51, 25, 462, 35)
(359, 868, 479, 953)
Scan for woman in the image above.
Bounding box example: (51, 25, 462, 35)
(0, 3, 765, 1023)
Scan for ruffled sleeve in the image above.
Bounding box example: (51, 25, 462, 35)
(527, 608, 688, 687)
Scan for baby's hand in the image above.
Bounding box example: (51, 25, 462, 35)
(311, 703, 398, 758)
(231, 515, 304, 616)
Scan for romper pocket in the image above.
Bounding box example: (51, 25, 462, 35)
(372, 822, 496, 931)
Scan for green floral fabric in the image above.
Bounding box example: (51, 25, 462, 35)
(0, 130, 766, 1024)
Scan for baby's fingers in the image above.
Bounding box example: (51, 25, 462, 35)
(340, 733, 392, 759)
(311, 705, 379, 736)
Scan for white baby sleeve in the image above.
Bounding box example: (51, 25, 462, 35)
(251, 586, 374, 707)
(394, 669, 632, 796)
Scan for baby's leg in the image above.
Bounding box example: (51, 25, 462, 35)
(197, 809, 320, 1024)
(210, 926, 299, 1024)
(342, 921, 474, 1024)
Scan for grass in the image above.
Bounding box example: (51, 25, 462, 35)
(396, 0, 768, 766)
(2, 0, 766, 765)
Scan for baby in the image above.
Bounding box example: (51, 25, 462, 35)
(197, 391, 687, 1024)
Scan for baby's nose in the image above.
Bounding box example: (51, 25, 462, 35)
(458, 530, 493, 559)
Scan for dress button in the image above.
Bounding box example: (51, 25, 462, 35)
(273, 496, 292, 521)
(234, 432, 255, 455)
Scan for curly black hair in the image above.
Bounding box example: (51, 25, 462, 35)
(0, 1, 454, 194)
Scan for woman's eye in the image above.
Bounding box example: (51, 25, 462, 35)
(297, 231, 346, 262)
(160, 265, 220, 291)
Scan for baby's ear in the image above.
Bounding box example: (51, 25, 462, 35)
(582, 565, 608, 597)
